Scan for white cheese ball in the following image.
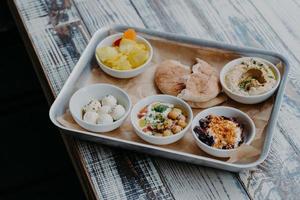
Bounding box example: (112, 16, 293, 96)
(83, 99, 101, 112)
(83, 111, 99, 124)
(97, 105, 112, 114)
(110, 104, 126, 120)
(101, 95, 117, 108)
(97, 113, 113, 124)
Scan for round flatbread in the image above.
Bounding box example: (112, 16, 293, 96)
(155, 60, 191, 96)
(192, 58, 213, 74)
(177, 58, 221, 102)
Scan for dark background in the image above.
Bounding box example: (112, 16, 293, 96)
(0, 1, 85, 199)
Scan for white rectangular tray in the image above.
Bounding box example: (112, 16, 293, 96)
(49, 25, 289, 172)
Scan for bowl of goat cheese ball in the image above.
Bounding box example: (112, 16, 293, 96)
(69, 84, 131, 132)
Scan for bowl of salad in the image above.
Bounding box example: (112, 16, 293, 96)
(95, 29, 153, 78)
(130, 95, 193, 145)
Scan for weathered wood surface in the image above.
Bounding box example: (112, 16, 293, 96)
(13, 0, 300, 199)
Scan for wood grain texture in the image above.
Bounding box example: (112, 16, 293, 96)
(153, 158, 248, 200)
(74, 0, 144, 34)
(129, 0, 300, 199)
(77, 142, 174, 200)
(14, 0, 89, 95)
(13, 0, 300, 199)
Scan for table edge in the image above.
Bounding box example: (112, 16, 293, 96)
(7, 1, 98, 199)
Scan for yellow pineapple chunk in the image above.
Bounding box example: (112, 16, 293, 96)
(111, 55, 132, 70)
(128, 48, 149, 68)
(96, 46, 118, 62)
(119, 38, 136, 55)
(136, 43, 147, 50)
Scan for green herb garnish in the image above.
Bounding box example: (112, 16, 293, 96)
(239, 79, 252, 90)
(154, 113, 165, 122)
(153, 104, 168, 113)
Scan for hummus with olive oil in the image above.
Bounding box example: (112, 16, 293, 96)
(225, 59, 277, 96)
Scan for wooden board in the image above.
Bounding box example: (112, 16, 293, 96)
(11, 0, 300, 199)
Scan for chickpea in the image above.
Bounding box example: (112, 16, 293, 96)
(173, 108, 182, 114)
(178, 119, 187, 128)
(163, 129, 173, 137)
(172, 125, 183, 134)
(168, 109, 181, 119)
(163, 119, 173, 129)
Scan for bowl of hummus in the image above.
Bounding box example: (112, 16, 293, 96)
(220, 57, 280, 104)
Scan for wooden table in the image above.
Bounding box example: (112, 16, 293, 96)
(9, 0, 300, 199)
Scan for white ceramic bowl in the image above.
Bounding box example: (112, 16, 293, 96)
(220, 57, 281, 104)
(131, 95, 193, 145)
(69, 84, 131, 133)
(95, 33, 153, 78)
(192, 106, 256, 157)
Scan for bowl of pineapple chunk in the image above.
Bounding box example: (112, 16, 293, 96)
(95, 29, 153, 78)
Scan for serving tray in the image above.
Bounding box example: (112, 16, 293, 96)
(49, 25, 289, 172)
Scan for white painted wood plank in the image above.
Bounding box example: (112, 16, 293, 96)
(78, 142, 175, 199)
(239, 125, 300, 199)
(154, 158, 248, 200)
(74, 0, 144, 34)
(250, 0, 300, 61)
(15, 0, 85, 94)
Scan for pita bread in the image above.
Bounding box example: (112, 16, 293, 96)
(155, 60, 190, 96)
(177, 58, 221, 102)
(192, 58, 213, 74)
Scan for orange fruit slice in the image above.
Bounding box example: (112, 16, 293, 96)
(123, 29, 136, 40)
